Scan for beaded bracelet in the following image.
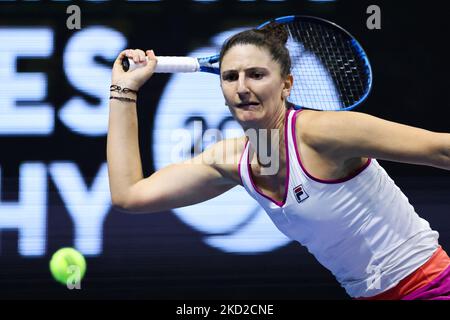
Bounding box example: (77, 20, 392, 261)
(109, 96, 137, 103)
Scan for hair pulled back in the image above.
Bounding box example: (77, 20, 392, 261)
(219, 22, 291, 78)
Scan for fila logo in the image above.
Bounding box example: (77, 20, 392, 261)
(293, 184, 309, 203)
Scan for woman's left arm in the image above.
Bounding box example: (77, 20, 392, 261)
(302, 111, 450, 170)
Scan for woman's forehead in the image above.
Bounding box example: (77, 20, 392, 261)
(221, 44, 275, 70)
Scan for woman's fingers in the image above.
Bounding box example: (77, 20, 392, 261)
(116, 49, 150, 66)
(137, 49, 147, 63)
(146, 49, 156, 60)
(141, 50, 156, 72)
(129, 49, 146, 64)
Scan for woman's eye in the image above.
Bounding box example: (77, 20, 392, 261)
(251, 72, 264, 79)
(223, 74, 238, 81)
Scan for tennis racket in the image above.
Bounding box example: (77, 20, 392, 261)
(122, 15, 372, 111)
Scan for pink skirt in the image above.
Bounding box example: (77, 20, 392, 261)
(358, 246, 450, 300)
(402, 265, 450, 300)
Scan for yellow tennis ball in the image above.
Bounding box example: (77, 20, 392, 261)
(49, 247, 86, 286)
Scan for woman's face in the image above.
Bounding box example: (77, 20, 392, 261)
(220, 44, 291, 127)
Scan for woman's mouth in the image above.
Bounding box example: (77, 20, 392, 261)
(236, 102, 260, 109)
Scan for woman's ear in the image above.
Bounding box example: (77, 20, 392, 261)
(282, 74, 294, 99)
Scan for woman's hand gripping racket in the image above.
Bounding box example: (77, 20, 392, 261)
(122, 15, 372, 111)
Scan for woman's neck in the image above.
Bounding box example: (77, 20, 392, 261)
(245, 104, 289, 177)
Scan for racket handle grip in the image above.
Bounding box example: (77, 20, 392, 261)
(122, 56, 200, 73)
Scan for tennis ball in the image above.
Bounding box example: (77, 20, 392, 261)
(49, 247, 86, 286)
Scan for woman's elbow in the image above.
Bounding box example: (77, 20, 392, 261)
(110, 194, 154, 214)
(439, 146, 450, 170)
(430, 133, 450, 170)
(110, 194, 136, 213)
(110, 195, 130, 212)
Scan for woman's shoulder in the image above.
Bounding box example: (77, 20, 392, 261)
(295, 109, 351, 149)
(294, 109, 322, 145)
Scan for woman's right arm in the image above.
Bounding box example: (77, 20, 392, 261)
(107, 49, 237, 213)
(118, 146, 238, 213)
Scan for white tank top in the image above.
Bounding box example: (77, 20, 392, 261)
(238, 108, 439, 298)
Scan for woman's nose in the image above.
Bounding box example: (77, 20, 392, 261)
(237, 77, 249, 95)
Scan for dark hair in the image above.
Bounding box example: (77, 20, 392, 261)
(219, 22, 291, 78)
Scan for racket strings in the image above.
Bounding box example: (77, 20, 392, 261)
(285, 20, 370, 111)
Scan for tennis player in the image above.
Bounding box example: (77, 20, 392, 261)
(107, 24, 450, 299)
